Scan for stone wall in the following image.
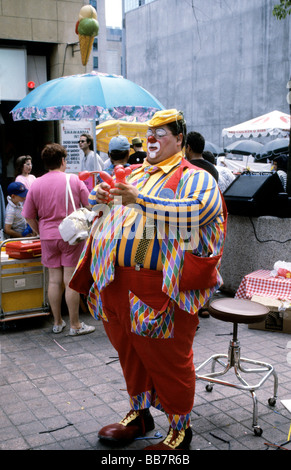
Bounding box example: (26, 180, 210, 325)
(125, 0, 291, 146)
(220, 215, 291, 294)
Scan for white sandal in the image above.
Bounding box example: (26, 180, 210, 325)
(69, 322, 95, 336)
(52, 320, 66, 334)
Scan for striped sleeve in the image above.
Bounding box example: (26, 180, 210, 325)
(135, 168, 223, 228)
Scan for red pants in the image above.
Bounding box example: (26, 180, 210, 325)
(100, 267, 199, 423)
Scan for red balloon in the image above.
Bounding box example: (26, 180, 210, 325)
(78, 170, 91, 180)
(114, 164, 132, 184)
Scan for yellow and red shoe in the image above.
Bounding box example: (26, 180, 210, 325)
(98, 409, 155, 445)
(144, 426, 192, 450)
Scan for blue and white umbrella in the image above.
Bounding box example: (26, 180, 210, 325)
(257, 138, 289, 160)
(11, 71, 165, 123)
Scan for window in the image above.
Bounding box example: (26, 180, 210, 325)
(125, 0, 154, 12)
(93, 56, 99, 70)
(89, 0, 97, 10)
(0, 48, 27, 100)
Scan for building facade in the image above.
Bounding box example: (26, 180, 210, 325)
(124, 0, 155, 11)
(124, 0, 291, 146)
(90, 0, 122, 75)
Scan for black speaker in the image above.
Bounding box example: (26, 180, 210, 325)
(223, 172, 284, 216)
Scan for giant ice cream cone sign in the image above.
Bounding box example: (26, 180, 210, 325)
(75, 5, 99, 66)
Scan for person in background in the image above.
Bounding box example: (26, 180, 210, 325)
(22, 143, 95, 337)
(72, 109, 226, 450)
(128, 137, 147, 164)
(79, 133, 108, 172)
(215, 156, 236, 194)
(202, 150, 216, 166)
(102, 135, 131, 175)
(185, 132, 219, 182)
(203, 151, 235, 194)
(273, 155, 288, 192)
(89, 136, 131, 201)
(15, 155, 36, 189)
(4, 182, 33, 238)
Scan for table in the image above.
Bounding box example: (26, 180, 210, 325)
(235, 269, 291, 301)
(0, 240, 49, 322)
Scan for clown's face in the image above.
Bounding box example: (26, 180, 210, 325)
(146, 126, 182, 164)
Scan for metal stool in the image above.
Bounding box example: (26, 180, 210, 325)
(195, 298, 278, 436)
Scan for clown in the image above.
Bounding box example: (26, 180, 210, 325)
(70, 109, 227, 450)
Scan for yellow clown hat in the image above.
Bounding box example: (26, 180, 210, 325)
(148, 109, 185, 127)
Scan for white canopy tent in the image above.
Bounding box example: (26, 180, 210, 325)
(222, 110, 290, 139)
(217, 156, 272, 173)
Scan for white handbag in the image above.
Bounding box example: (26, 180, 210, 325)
(58, 174, 95, 245)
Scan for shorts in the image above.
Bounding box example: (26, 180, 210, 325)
(41, 239, 85, 269)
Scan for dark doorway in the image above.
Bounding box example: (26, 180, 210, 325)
(0, 101, 55, 198)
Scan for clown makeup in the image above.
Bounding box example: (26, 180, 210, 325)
(147, 127, 169, 162)
(147, 125, 183, 164)
(148, 139, 161, 160)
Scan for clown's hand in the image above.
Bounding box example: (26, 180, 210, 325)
(89, 182, 112, 206)
(109, 182, 139, 206)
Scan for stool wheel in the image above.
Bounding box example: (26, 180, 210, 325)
(253, 426, 263, 437)
(206, 384, 213, 392)
(268, 397, 276, 407)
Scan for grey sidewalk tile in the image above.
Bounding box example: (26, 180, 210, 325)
(24, 431, 57, 449)
(0, 424, 22, 441)
(1, 366, 28, 384)
(8, 409, 36, 426)
(0, 437, 30, 450)
(0, 309, 290, 451)
(59, 436, 93, 450)
(73, 417, 99, 435)
(3, 399, 32, 417)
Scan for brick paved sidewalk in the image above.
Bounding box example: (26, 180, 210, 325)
(1, 304, 291, 452)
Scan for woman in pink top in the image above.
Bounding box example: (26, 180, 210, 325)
(22, 143, 95, 337)
(15, 155, 36, 189)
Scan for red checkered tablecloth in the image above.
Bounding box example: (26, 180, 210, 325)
(235, 269, 291, 300)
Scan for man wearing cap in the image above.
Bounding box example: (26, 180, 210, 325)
(101, 135, 131, 177)
(128, 137, 147, 165)
(90, 136, 131, 199)
(71, 109, 226, 450)
(4, 182, 33, 238)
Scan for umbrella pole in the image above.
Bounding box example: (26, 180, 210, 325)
(93, 119, 97, 171)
